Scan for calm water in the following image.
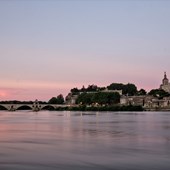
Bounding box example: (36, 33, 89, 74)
(0, 111, 170, 170)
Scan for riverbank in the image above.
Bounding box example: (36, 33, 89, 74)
(1, 104, 170, 111)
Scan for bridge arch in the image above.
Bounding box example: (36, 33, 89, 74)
(41, 105, 55, 110)
(16, 105, 32, 110)
(0, 105, 8, 110)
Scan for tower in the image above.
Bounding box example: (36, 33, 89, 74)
(162, 72, 169, 85)
(160, 72, 170, 93)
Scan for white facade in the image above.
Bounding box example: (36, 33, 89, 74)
(160, 72, 170, 93)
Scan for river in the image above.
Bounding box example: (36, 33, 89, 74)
(0, 111, 170, 170)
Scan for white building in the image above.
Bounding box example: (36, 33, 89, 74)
(160, 72, 170, 93)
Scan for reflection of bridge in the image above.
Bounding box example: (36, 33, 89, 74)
(0, 100, 71, 111)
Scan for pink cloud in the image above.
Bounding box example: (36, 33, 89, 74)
(0, 87, 70, 101)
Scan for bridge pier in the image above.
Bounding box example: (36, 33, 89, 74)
(9, 105, 16, 111)
(32, 99, 41, 111)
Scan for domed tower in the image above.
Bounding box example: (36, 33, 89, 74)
(162, 72, 169, 85)
(160, 72, 170, 93)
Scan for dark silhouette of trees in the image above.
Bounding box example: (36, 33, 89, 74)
(76, 93, 93, 105)
(138, 89, 147, 95)
(70, 88, 79, 95)
(148, 89, 170, 99)
(70, 85, 102, 94)
(48, 94, 64, 104)
(107, 83, 124, 90)
(56, 94, 64, 104)
(48, 97, 58, 104)
(107, 83, 137, 96)
(76, 92, 120, 105)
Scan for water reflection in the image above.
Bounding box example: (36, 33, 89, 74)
(0, 111, 170, 170)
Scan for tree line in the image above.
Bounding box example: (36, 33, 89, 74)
(0, 83, 170, 105)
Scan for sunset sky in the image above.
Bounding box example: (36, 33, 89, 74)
(0, 1, 170, 101)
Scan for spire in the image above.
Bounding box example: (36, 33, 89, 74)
(164, 72, 167, 79)
(162, 71, 169, 85)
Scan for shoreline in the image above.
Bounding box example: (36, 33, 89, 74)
(1, 104, 170, 112)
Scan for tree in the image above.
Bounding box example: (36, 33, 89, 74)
(48, 94, 64, 104)
(92, 92, 120, 105)
(107, 83, 137, 96)
(76, 93, 93, 105)
(122, 83, 137, 96)
(107, 83, 124, 90)
(76, 92, 120, 105)
(71, 88, 79, 94)
(80, 85, 86, 92)
(138, 89, 147, 95)
(56, 94, 64, 104)
(48, 97, 58, 104)
(148, 89, 170, 99)
(86, 85, 98, 92)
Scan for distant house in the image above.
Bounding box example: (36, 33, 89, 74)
(65, 93, 78, 105)
(120, 95, 170, 109)
(120, 95, 146, 106)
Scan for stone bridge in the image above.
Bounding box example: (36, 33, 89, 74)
(0, 102, 71, 111)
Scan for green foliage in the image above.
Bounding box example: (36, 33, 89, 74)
(70, 88, 79, 95)
(48, 94, 64, 104)
(107, 83, 124, 90)
(137, 89, 147, 95)
(148, 89, 170, 99)
(48, 97, 58, 104)
(70, 83, 138, 96)
(123, 83, 137, 95)
(76, 92, 120, 105)
(92, 92, 120, 105)
(107, 83, 137, 96)
(86, 85, 99, 92)
(76, 93, 93, 105)
(56, 94, 64, 104)
(70, 85, 102, 93)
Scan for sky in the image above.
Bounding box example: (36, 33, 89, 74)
(0, 0, 170, 101)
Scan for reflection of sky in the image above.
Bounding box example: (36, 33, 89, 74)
(0, 111, 170, 169)
(0, 1, 170, 100)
